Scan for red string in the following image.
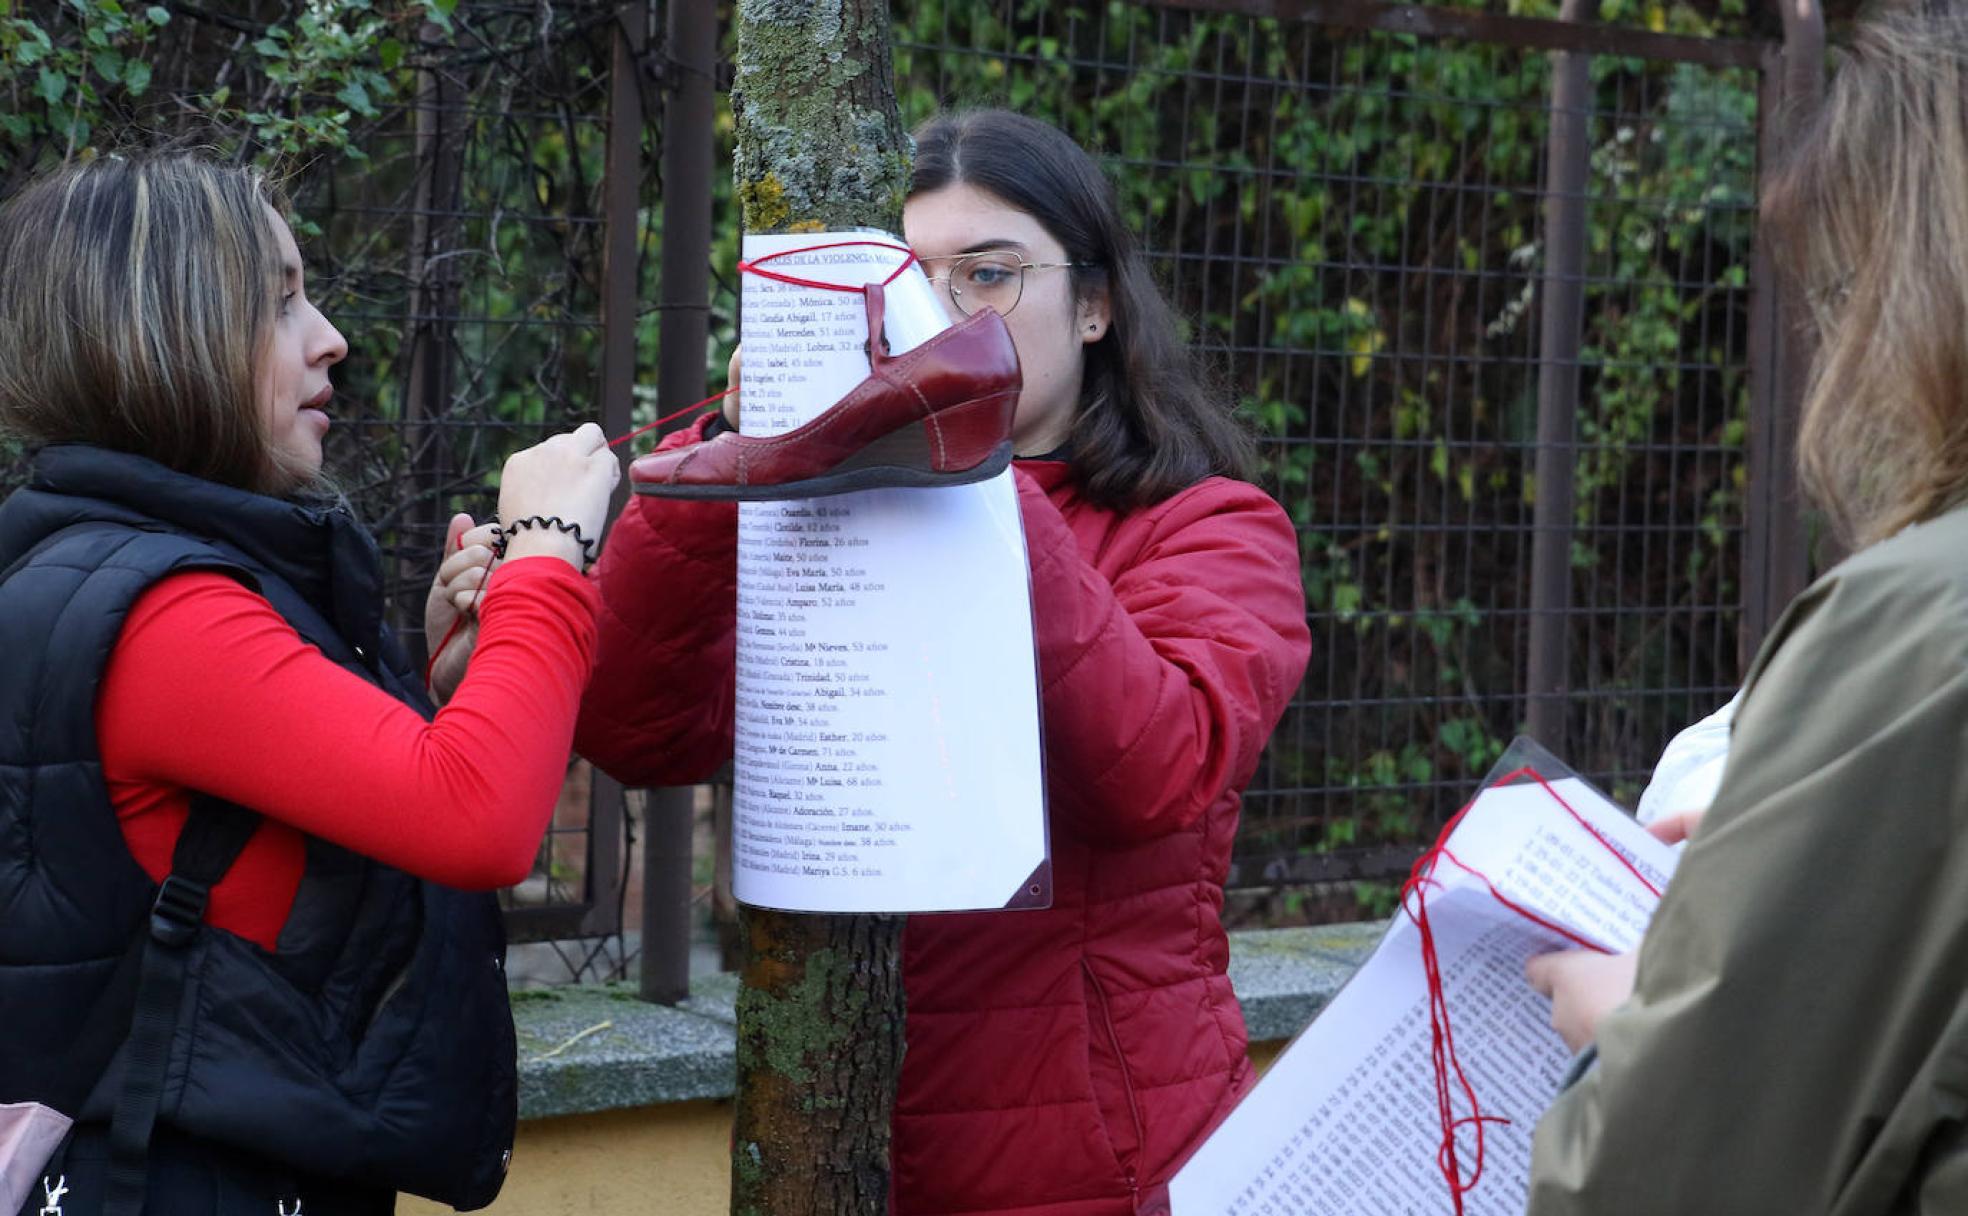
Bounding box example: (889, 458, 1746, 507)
(1401, 864, 1510, 1214)
(1505, 765, 1663, 901)
(1397, 764, 1660, 1213)
(608, 237, 913, 452)
(607, 386, 738, 451)
(424, 528, 489, 691)
(735, 239, 917, 294)
(425, 382, 739, 691)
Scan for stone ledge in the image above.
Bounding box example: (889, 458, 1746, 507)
(512, 973, 742, 1120)
(1222, 921, 1383, 1043)
(512, 921, 1387, 1121)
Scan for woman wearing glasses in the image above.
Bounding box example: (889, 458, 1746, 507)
(568, 110, 1310, 1216)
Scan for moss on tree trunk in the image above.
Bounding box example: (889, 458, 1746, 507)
(733, 0, 910, 235)
(729, 2, 910, 1213)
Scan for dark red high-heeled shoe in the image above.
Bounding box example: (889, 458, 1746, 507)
(630, 282, 1021, 501)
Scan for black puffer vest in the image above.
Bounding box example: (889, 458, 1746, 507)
(0, 445, 515, 1210)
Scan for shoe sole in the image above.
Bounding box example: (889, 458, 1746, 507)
(631, 439, 1015, 502)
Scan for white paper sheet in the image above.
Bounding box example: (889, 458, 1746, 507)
(1169, 770, 1677, 1216)
(730, 230, 1049, 913)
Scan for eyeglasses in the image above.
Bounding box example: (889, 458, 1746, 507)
(922, 251, 1093, 318)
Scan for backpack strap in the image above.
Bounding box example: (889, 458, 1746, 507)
(101, 794, 261, 1216)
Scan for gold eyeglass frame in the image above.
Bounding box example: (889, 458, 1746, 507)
(921, 251, 1095, 317)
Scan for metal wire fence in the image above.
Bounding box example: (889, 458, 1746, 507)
(884, 1, 1803, 920)
(0, 0, 661, 970)
(0, 0, 1812, 963)
(301, 1, 655, 961)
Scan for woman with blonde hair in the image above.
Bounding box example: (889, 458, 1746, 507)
(1528, 8, 1968, 1211)
(0, 153, 615, 1215)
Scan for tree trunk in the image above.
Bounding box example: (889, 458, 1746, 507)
(729, 3, 910, 1214)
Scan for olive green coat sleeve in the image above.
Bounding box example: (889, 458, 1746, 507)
(1528, 507, 1968, 1216)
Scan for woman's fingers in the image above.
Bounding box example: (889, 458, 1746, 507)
(436, 543, 494, 585)
(1525, 948, 1640, 1054)
(445, 563, 490, 595)
(443, 511, 472, 554)
(1647, 809, 1706, 846)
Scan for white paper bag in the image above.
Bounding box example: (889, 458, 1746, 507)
(0, 1101, 72, 1215)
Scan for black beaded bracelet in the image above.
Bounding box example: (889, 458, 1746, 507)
(495, 514, 598, 567)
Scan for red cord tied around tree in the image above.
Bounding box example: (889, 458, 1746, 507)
(735, 238, 918, 294)
(603, 239, 916, 453)
(424, 240, 919, 689)
(1398, 764, 1665, 1215)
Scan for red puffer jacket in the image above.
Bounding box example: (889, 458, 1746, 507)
(576, 420, 1309, 1216)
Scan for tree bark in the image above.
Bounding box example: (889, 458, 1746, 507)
(729, 3, 910, 1214)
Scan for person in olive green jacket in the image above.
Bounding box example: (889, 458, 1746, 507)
(1527, 9, 1968, 1213)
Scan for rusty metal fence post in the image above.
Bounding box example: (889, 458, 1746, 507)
(567, 0, 652, 951)
(1524, 0, 1598, 750)
(1742, 1, 1824, 663)
(476, 0, 652, 953)
(402, 27, 465, 659)
(604, 6, 648, 509)
(638, 0, 720, 1004)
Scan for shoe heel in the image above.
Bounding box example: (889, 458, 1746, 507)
(827, 389, 1016, 479)
(917, 388, 1019, 474)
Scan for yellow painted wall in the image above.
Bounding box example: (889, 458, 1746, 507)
(401, 1100, 734, 1216)
(1249, 1037, 1284, 1075)
(407, 1040, 1287, 1216)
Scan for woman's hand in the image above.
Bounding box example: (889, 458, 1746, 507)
(1525, 948, 1639, 1053)
(1647, 806, 1707, 846)
(497, 422, 619, 569)
(423, 512, 503, 703)
(1522, 809, 1713, 1051)
(424, 425, 615, 697)
(723, 347, 742, 429)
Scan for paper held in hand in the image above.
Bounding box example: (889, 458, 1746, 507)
(729, 230, 1050, 914)
(1161, 738, 1678, 1216)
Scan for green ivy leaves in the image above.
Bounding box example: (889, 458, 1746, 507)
(1, 0, 452, 171)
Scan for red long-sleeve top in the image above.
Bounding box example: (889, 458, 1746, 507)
(97, 556, 599, 951)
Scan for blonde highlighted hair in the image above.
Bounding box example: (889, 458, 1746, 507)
(0, 154, 289, 492)
(1768, 10, 1968, 547)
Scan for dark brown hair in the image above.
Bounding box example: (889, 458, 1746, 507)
(911, 110, 1254, 510)
(0, 153, 289, 492)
